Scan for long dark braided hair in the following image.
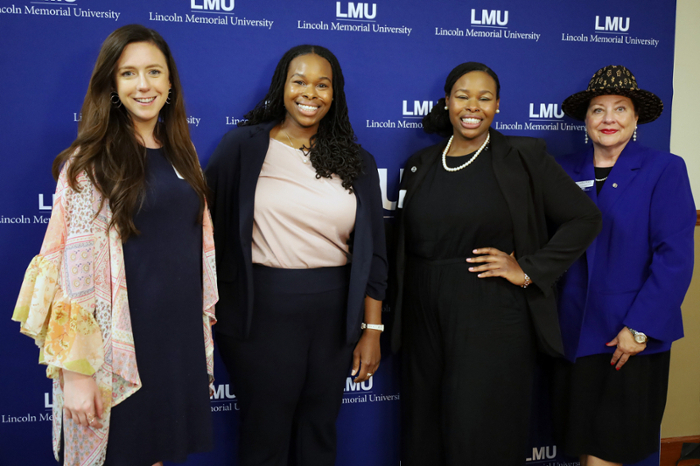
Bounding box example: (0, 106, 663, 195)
(241, 45, 363, 192)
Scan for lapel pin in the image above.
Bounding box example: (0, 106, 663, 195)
(612, 183, 618, 188)
(411, 166, 417, 172)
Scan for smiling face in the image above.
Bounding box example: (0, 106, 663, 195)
(445, 71, 499, 146)
(115, 41, 170, 137)
(585, 94, 638, 151)
(282, 53, 333, 132)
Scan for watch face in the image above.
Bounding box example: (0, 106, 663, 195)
(634, 334, 646, 343)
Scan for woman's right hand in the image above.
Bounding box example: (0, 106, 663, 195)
(606, 327, 647, 370)
(62, 370, 103, 428)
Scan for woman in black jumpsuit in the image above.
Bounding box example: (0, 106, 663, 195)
(391, 62, 601, 466)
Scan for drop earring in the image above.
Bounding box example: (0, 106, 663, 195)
(165, 88, 172, 105)
(584, 132, 589, 144)
(633, 127, 637, 141)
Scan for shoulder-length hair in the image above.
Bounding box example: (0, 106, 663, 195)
(241, 44, 363, 192)
(52, 24, 208, 241)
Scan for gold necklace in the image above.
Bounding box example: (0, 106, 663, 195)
(282, 131, 310, 164)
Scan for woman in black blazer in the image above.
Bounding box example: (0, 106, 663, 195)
(392, 62, 601, 466)
(205, 45, 387, 466)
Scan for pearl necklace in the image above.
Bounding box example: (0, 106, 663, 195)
(283, 132, 310, 164)
(595, 176, 608, 182)
(442, 133, 490, 172)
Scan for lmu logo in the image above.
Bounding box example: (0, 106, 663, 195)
(526, 445, 557, 461)
(344, 376, 373, 392)
(470, 9, 508, 27)
(529, 103, 564, 120)
(210, 384, 236, 400)
(336, 2, 377, 20)
(402, 100, 434, 117)
(595, 15, 630, 32)
(378, 168, 403, 211)
(39, 194, 55, 211)
(191, 0, 234, 12)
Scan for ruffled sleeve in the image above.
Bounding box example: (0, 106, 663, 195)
(12, 166, 105, 379)
(13, 255, 59, 350)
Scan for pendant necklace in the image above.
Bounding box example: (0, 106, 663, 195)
(283, 132, 310, 164)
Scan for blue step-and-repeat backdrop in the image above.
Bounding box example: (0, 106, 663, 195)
(0, 1, 676, 465)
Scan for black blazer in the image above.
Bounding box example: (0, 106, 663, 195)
(205, 121, 388, 344)
(390, 129, 602, 356)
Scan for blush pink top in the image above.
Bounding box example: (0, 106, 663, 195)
(251, 138, 357, 268)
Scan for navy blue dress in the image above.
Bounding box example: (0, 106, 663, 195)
(105, 148, 213, 465)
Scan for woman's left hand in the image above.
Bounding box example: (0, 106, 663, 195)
(606, 327, 647, 370)
(351, 330, 381, 384)
(467, 248, 526, 286)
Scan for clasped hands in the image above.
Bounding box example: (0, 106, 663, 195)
(467, 247, 527, 286)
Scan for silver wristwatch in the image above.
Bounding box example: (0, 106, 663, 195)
(628, 328, 648, 344)
(361, 323, 384, 332)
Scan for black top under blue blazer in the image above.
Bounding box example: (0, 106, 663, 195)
(557, 142, 695, 361)
(390, 129, 602, 356)
(205, 121, 388, 344)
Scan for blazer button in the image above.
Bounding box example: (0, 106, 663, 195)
(612, 183, 618, 188)
(411, 166, 417, 172)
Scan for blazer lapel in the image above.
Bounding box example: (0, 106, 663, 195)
(571, 149, 598, 292)
(572, 147, 598, 204)
(239, 122, 275, 263)
(401, 139, 445, 209)
(391, 140, 442, 352)
(596, 142, 644, 214)
(490, 130, 529, 255)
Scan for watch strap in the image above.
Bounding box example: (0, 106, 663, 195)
(361, 323, 384, 332)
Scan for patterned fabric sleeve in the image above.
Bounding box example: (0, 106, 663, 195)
(12, 166, 105, 379)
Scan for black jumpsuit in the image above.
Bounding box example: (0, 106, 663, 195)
(401, 145, 536, 466)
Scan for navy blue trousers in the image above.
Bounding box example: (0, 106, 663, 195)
(217, 265, 354, 466)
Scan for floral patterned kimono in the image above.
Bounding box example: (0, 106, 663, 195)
(12, 166, 218, 466)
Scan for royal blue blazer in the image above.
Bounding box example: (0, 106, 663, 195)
(204, 121, 388, 345)
(557, 141, 695, 361)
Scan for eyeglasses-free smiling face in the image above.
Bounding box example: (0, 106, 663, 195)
(585, 95, 639, 150)
(115, 41, 171, 136)
(445, 71, 500, 147)
(282, 53, 333, 131)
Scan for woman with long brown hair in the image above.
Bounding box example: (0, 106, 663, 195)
(12, 24, 217, 466)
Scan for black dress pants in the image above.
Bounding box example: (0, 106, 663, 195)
(217, 265, 354, 466)
(401, 258, 537, 466)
